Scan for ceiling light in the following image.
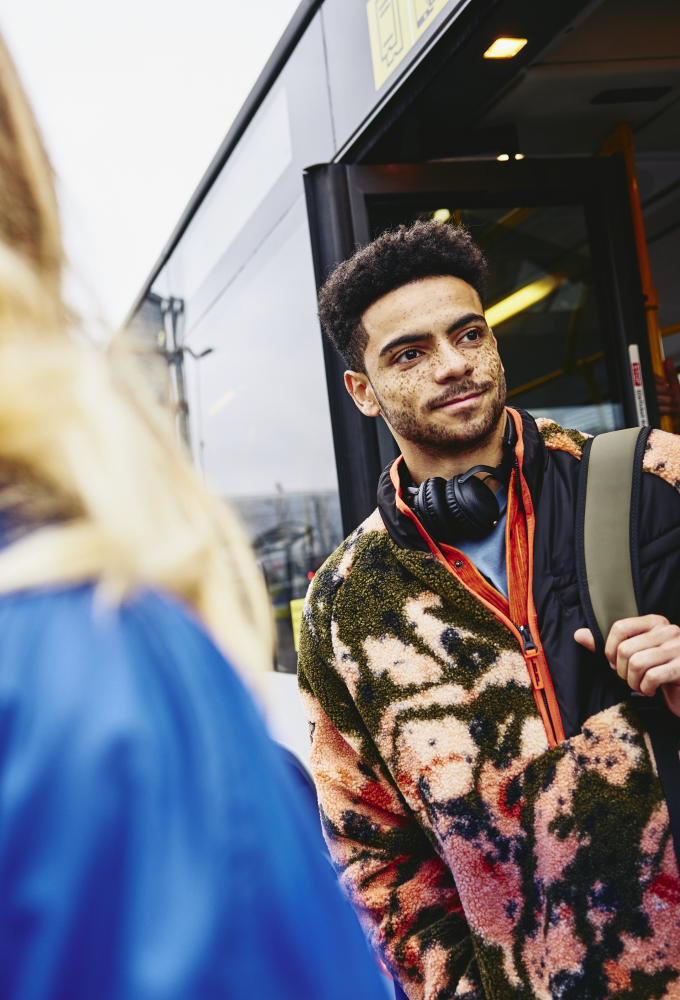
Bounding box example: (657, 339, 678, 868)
(515, 153, 524, 160)
(431, 208, 451, 223)
(486, 274, 565, 328)
(497, 153, 510, 161)
(484, 38, 528, 59)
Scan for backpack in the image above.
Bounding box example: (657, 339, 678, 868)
(575, 426, 680, 869)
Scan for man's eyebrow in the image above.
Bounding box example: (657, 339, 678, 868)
(379, 331, 432, 358)
(446, 312, 487, 333)
(379, 313, 488, 359)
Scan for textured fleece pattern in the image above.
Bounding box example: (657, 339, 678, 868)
(298, 423, 680, 1000)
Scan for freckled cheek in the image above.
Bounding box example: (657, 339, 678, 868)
(377, 371, 427, 412)
(478, 344, 497, 362)
(476, 346, 502, 375)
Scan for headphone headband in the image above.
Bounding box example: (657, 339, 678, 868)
(457, 462, 507, 486)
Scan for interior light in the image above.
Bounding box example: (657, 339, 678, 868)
(486, 274, 566, 328)
(431, 208, 451, 223)
(484, 37, 528, 59)
(497, 153, 510, 161)
(515, 153, 524, 160)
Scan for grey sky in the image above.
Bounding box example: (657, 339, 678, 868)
(0, 0, 301, 335)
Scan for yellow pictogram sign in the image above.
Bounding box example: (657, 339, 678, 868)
(366, 0, 411, 90)
(410, 0, 450, 40)
(366, 0, 452, 90)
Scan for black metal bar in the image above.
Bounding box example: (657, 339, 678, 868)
(597, 155, 660, 428)
(124, 0, 324, 327)
(303, 164, 382, 537)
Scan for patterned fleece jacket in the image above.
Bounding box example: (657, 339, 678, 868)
(297, 409, 680, 1000)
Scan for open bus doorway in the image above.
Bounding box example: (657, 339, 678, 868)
(305, 154, 655, 533)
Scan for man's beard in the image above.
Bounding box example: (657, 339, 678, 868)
(376, 370, 507, 456)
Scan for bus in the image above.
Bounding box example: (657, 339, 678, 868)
(126, 0, 680, 764)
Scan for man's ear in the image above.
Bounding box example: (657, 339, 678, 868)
(344, 371, 381, 417)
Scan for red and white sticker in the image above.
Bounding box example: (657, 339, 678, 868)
(628, 344, 649, 427)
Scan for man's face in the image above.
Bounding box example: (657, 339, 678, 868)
(349, 275, 506, 453)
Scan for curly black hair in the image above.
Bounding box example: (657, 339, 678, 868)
(317, 219, 487, 373)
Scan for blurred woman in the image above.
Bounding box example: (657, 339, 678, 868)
(0, 34, 386, 1000)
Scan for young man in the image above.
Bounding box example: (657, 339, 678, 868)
(298, 221, 680, 999)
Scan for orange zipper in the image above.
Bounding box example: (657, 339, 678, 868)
(507, 407, 564, 744)
(390, 408, 565, 747)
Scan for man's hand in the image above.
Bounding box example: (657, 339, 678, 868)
(656, 359, 680, 434)
(575, 616, 680, 718)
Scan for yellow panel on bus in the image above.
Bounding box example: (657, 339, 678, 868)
(366, 0, 413, 91)
(367, 0, 452, 90)
(410, 0, 451, 41)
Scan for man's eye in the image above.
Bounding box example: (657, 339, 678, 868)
(397, 348, 421, 362)
(461, 329, 481, 342)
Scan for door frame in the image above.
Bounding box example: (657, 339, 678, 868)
(304, 157, 655, 535)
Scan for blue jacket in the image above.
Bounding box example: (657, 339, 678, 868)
(0, 585, 387, 1000)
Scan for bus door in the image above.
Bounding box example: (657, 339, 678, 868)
(305, 157, 658, 534)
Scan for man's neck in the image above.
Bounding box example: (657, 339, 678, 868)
(397, 414, 507, 486)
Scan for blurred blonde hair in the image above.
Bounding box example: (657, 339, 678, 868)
(0, 36, 274, 675)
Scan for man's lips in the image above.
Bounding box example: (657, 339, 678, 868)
(431, 389, 486, 411)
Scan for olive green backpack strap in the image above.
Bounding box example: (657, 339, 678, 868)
(575, 425, 680, 870)
(575, 427, 645, 647)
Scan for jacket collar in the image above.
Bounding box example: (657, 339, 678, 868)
(377, 407, 547, 553)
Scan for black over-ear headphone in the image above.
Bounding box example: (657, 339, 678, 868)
(409, 417, 516, 544)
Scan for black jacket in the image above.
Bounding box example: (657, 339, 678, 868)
(377, 408, 680, 738)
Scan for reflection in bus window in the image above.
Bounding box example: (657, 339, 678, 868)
(231, 490, 342, 673)
(182, 200, 341, 672)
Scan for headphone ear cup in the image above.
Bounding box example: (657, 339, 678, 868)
(447, 476, 500, 541)
(413, 478, 454, 544)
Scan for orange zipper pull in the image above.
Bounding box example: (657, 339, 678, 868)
(517, 624, 544, 689)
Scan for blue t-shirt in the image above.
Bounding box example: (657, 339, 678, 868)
(455, 486, 508, 598)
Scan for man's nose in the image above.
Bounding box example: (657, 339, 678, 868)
(432, 344, 473, 383)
